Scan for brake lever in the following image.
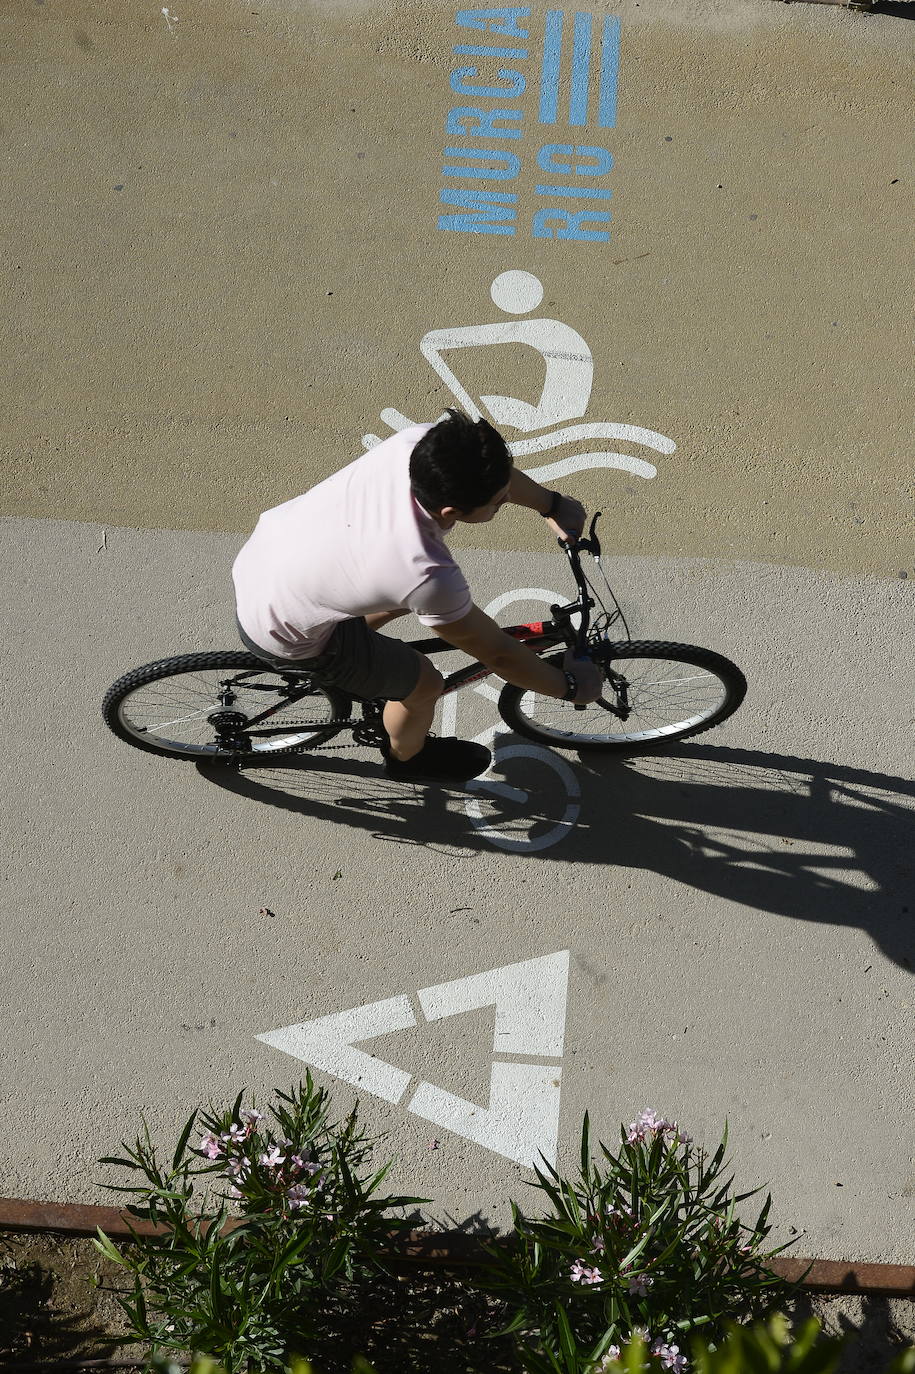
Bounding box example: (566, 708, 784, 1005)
(557, 510, 602, 557)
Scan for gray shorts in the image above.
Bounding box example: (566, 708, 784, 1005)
(235, 614, 422, 703)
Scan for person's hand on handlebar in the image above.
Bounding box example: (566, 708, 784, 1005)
(545, 493, 587, 544)
(562, 646, 604, 704)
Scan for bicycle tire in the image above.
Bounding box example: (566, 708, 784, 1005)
(102, 652, 352, 761)
(498, 641, 746, 754)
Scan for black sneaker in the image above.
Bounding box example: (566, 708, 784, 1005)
(384, 736, 492, 781)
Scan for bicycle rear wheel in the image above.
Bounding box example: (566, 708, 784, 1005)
(102, 652, 351, 761)
(498, 641, 746, 754)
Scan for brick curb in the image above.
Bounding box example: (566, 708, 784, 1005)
(3, 1197, 914, 1297)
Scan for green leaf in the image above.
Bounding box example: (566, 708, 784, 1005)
(276, 1227, 318, 1270)
(618, 1225, 652, 1271)
(554, 1300, 576, 1365)
(580, 1111, 591, 1179)
(323, 1236, 350, 1278)
(172, 1109, 199, 1171)
(491, 1308, 529, 1338)
(622, 1333, 648, 1374)
(93, 1228, 126, 1266)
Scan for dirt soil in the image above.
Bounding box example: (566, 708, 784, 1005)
(1, 1231, 914, 1372)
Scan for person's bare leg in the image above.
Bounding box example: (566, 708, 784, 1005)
(383, 654, 444, 762)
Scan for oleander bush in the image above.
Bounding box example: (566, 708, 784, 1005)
(94, 1076, 425, 1373)
(476, 1109, 802, 1371)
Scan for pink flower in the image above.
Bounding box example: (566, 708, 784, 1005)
(221, 1123, 247, 1144)
(626, 1108, 690, 1147)
(286, 1184, 311, 1209)
(627, 1272, 653, 1296)
(593, 1236, 606, 1252)
(259, 1146, 286, 1169)
(651, 1341, 687, 1371)
(198, 1133, 223, 1159)
(241, 1110, 264, 1126)
(288, 1156, 323, 1187)
(570, 1259, 603, 1285)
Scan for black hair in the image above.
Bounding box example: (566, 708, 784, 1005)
(409, 408, 512, 514)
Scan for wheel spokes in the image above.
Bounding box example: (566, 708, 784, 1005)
(515, 654, 730, 745)
(116, 667, 337, 756)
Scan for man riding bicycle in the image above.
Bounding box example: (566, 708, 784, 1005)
(232, 409, 603, 781)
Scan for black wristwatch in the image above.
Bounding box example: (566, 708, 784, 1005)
(561, 670, 579, 701)
(540, 491, 562, 519)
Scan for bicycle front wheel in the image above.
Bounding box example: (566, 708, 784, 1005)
(498, 641, 746, 754)
(102, 652, 351, 761)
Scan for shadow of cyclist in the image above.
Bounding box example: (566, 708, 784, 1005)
(200, 742, 915, 972)
(565, 744, 915, 973)
(200, 750, 500, 857)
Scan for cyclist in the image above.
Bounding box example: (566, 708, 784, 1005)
(232, 408, 604, 781)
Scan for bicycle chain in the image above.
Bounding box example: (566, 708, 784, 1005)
(253, 698, 389, 751)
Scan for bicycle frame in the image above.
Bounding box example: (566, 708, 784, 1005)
(408, 618, 570, 696)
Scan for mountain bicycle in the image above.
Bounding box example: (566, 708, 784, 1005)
(101, 514, 746, 764)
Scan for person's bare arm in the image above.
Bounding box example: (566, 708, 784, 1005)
(365, 608, 411, 631)
(432, 605, 569, 697)
(507, 468, 587, 542)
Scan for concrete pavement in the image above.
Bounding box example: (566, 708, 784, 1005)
(1, 0, 913, 1267)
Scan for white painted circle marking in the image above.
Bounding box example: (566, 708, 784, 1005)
(465, 743, 582, 854)
(490, 270, 544, 315)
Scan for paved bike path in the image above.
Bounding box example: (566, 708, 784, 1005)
(2, 514, 913, 1262)
(3, 0, 915, 1278)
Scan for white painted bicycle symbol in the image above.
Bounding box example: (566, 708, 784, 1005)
(364, 271, 677, 855)
(362, 268, 676, 484)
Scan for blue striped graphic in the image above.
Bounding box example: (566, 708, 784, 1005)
(539, 10, 563, 125)
(452, 44, 529, 58)
(568, 12, 592, 127)
(598, 15, 620, 128)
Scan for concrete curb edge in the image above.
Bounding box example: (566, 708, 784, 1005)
(2, 1196, 914, 1297)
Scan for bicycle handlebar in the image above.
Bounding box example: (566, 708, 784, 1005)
(556, 511, 603, 657)
(557, 509, 602, 556)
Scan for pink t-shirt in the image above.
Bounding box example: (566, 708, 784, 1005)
(232, 425, 473, 659)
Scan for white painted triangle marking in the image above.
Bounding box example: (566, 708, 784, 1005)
(255, 995, 416, 1104)
(417, 950, 569, 1058)
(255, 951, 570, 1167)
(408, 1062, 563, 1169)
